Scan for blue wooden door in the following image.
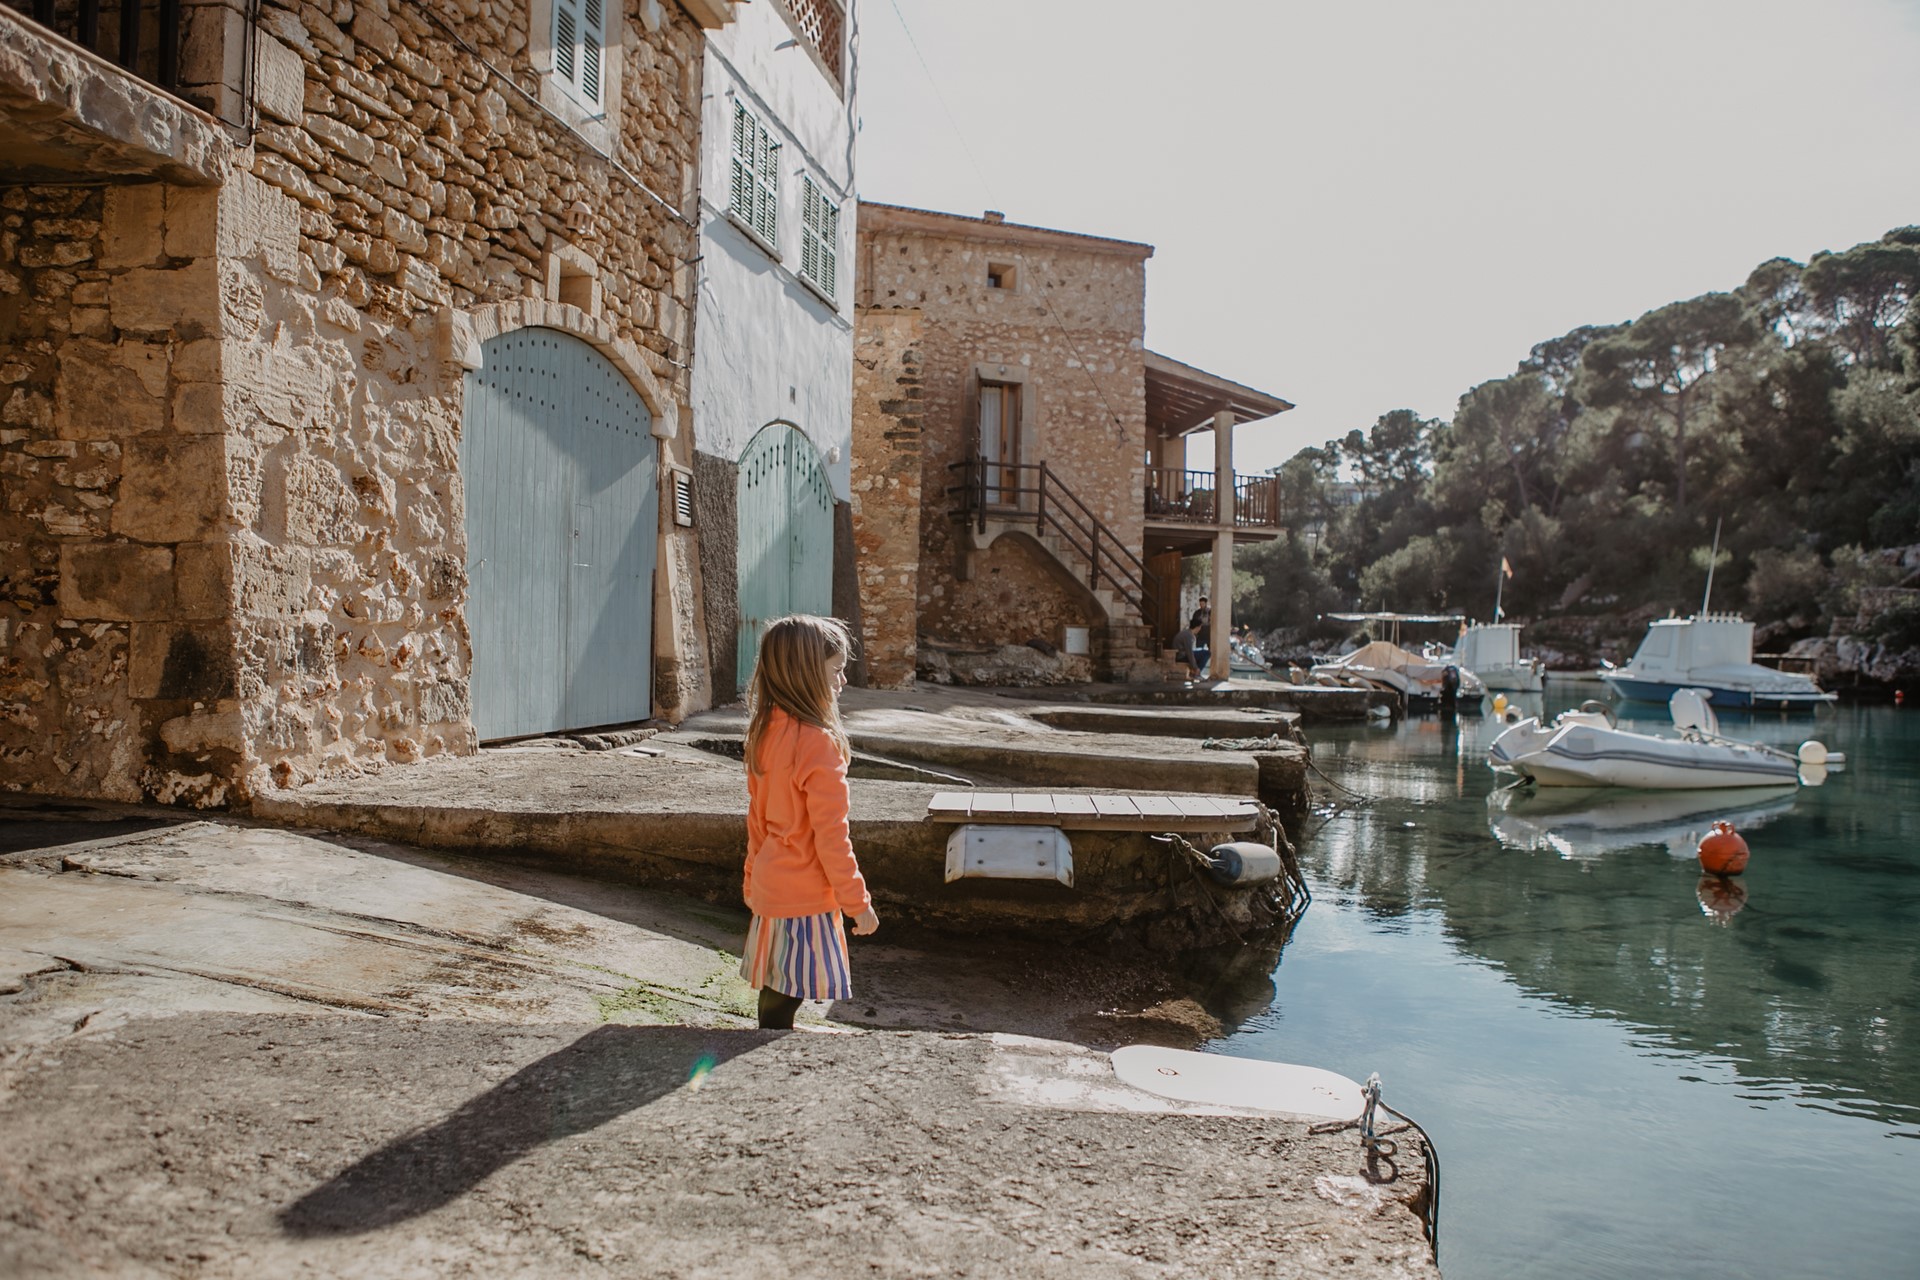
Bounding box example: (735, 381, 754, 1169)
(736, 424, 834, 690)
(462, 328, 657, 739)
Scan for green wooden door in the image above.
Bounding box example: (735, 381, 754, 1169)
(736, 423, 835, 689)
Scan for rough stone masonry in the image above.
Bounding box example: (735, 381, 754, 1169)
(1, 0, 711, 807)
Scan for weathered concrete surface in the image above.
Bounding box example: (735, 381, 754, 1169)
(680, 703, 1273, 798)
(1024, 704, 1305, 742)
(0, 812, 1436, 1278)
(0, 1020, 1435, 1279)
(1080, 680, 1392, 721)
(246, 742, 1295, 950)
(0, 808, 1220, 1057)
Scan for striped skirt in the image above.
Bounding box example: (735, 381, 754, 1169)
(738, 911, 853, 1001)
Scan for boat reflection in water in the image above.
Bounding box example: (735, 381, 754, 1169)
(1486, 784, 1800, 862)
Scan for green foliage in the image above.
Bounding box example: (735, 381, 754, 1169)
(1241, 227, 1920, 636)
(1745, 546, 1826, 622)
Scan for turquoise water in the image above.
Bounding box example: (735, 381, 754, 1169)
(1217, 698, 1919, 1280)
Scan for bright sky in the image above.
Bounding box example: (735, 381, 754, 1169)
(853, 0, 1920, 474)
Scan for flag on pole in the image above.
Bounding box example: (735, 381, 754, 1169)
(1501, 557, 1513, 579)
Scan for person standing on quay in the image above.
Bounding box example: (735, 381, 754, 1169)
(739, 615, 880, 1030)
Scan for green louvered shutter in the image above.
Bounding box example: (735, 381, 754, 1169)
(801, 178, 837, 300)
(730, 102, 755, 216)
(754, 123, 780, 245)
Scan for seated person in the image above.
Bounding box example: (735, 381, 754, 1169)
(1172, 619, 1204, 676)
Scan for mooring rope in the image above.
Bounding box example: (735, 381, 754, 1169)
(1310, 1074, 1443, 1258)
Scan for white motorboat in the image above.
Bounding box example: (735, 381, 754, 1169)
(1449, 622, 1544, 693)
(1229, 639, 1270, 677)
(1310, 639, 1486, 709)
(1487, 690, 1840, 788)
(1487, 784, 1800, 861)
(1599, 613, 1836, 710)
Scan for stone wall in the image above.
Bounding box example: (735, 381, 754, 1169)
(848, 307, 922, 688)
(2, 0, 710, 804)
(1, 183, 231, 802)
(856, 207, 1150, 655)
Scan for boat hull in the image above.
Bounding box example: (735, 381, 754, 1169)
(1488, 718, 1802, 788)
(1598, 674, 1834, 711)
(1473, 664, 1544, 693)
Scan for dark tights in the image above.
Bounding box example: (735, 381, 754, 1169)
(757, 987, 803, 1030)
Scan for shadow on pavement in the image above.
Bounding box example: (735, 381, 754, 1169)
(279, 1025, 769, 1237)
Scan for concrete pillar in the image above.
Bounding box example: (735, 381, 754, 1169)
(1210, 409, 1235, 680)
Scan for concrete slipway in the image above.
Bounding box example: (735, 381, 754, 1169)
(0, 809, 1439, 1278)
(244, 688, 1319, 950)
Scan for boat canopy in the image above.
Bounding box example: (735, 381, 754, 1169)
(1631, 614, 1754, 671)
(1456, 623, 1521, 668)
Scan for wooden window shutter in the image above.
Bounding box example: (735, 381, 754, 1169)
(581, 0, 604, 105)
(800, 176, 837, 299)
(730, 102, 755, 216)
(554, 0, 579, 86)
(754, 127, 781, 244)
(817, 194, 838, 298)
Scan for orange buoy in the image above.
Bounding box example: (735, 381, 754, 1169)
(1697, 820, 1750, 876)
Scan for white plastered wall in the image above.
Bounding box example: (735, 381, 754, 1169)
(689, 0, 858, 495)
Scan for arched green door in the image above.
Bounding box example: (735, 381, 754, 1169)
(736, 423, 834, 689)
(462, 327, 657, 739)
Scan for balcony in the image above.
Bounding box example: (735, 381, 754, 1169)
(1, 0, 232, 186)
(1144, 466, 1283, 531)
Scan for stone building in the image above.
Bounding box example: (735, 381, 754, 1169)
(0, 0, 757, 807)
(850, 203, 1293, 688)
(684, 0, 855, 696)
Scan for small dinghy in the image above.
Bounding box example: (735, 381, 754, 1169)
(1487, 690, 1841, 789)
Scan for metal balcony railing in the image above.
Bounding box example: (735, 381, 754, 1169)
(1144, 466, 1284, 530)
(948, 456, 1161, 635)
(8, 0, 184, 96)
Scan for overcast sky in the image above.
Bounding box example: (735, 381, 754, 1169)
(852, 0, 1920, 474)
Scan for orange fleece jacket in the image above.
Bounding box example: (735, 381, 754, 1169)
(743, 708, 872, 920)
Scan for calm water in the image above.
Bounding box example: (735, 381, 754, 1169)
(1217, 696, 1919, 1280)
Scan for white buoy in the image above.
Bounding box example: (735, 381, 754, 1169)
(1798, 741, 1828, 766)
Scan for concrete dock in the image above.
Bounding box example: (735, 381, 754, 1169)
(0, 810, 1437, 1278)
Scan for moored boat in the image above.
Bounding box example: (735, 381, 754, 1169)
(1310, 639, 1486, 711)
(1451, 621, 1545, 693)
(1487, 690, 1839, 788)
(1599, 613, 1836, 710)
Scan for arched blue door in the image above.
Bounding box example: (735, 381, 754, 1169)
(462, 327, 657, 739)
(736, 423, 834, 689)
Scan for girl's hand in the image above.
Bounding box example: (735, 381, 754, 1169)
(850, 908, 879, 936)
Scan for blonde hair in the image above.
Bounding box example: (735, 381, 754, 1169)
(745, 614, 853, 774)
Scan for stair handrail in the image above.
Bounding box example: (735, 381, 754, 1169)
(945, 456, 1161, 635)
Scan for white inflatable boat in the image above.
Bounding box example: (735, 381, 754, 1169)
(1486, 690, 1841, 789)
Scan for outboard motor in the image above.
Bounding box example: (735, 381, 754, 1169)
(1439, 665, 1462, 707)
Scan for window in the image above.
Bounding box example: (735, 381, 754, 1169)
(800, 176, 839, 301)
(551, 0, 605, 109)
(978, 381, 1020, 504)
(987, 261, 1016, 291)
(730, 102, 780, 248)
(776, 0, 844, 87)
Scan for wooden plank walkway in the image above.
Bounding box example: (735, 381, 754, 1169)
(925, 792, 1259, 832)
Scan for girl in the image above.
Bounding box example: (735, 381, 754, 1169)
(739, 614, 880, 1030)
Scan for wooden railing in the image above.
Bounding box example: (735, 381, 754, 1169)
(948, 457, 1161, 635)
(12, 0, 184, 96)
(1144, 466, 1284, 530)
